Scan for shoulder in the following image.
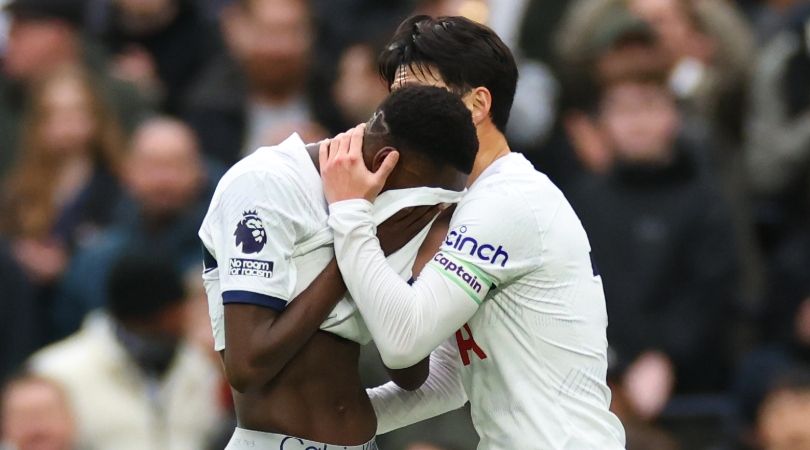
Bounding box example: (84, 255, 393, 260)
(212, 142, 310, 207)
(460, 161, 565, 234)
(29, 329, 98, 379)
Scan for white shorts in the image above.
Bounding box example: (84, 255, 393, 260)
(225, 427, 379, 450)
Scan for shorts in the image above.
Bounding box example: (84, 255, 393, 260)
(225, 427, 379, 450)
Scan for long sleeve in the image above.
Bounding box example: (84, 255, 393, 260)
(328, 199, 485, 369)
(368, 339, 468, 434)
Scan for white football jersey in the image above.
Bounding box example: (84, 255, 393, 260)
(435, 153, 625, 448)
(199, 134, 464, 350)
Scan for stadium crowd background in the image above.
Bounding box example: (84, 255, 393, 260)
(0, 0, 808, 449)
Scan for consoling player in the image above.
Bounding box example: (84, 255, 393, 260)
(199, 86, 479, 449)
(320, 16, 626, 449)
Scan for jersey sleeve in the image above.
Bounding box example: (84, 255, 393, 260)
(436, 189, 542, 292)
(328, 199, 482, 369)
(369, 338, 468, 434)
(207, 172, 299, 311)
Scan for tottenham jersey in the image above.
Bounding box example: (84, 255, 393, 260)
(434, 153, 626, 449)
(199, 134, 464, 350)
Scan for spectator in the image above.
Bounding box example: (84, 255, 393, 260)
(734, 213, 810, 443)
(89, 0, 221, 114)
(756, 371, 810, 450)
(53, 117, 218, 337)
(183, 0, 328, 165)
(0, 0, 148, 181)
(414, 0, 557, 151)
(0, 373, 77, 450)
(0, 241, 37, 383)
(29, 254, 223, 450)
(331, 34, 390, 127)
(557, 0, 754, 148)
(566, 37, 741, 413)
(2, 66, 125, 284)
(607, 352, 680, 450)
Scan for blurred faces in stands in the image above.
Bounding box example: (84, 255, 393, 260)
(333, 43, 388, 126)
(123, 118, 204, 221)
(37, 70, 98, 158)
(106, 254, 187, 375)
(758, 374, 810, 450)
(222, 0, 312, 101)
(3, 67, 124, 283)
(595, 40, 678, 165)
(1, 374, 76, 450)
(3, 0, 82, 82)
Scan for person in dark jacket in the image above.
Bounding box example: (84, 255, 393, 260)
(89, 0, 222, 115)
(566, 36, 741, 420)
(0, 241, 38, 382)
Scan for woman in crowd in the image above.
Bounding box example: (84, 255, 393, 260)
(1, 66, 125, 291)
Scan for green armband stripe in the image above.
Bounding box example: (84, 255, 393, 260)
(428, 262, 483, 305)
(457, 257, 495, 288)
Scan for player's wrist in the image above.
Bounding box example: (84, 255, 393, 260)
(328, 198, 373, 216)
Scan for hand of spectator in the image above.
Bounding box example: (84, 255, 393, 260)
(623, 351, 676, 421)
(320, 124, 399, 204)
(12, 238, 68, 284)
(377, 205, 447, 256)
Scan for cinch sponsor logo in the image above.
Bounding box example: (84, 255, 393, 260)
(444, 226, 509, 267)
(229, 258, 274, 278)
(433, 253, 484, 295)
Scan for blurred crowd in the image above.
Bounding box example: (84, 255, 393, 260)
(0, 0, 808, 449)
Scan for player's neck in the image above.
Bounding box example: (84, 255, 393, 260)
(468, 123, 511, 186)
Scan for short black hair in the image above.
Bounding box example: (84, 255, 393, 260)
(379, 15, 518, 134)
(106, 253, 186, 322)
(373, 84, 478, 174)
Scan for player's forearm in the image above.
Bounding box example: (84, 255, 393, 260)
(369, 340, 468, 434)
(228, 259, 346, 387)
(329, 199, 478, 369)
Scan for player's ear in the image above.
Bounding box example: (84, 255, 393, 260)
(372, 146, 398, 173)
(466, 87, 492, 127)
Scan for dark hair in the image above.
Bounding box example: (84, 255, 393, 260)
(595, 42, 673, 91)
(106, 253, 186, 322)
(379, 15, 518, 134)
(374, 84, 478, 174)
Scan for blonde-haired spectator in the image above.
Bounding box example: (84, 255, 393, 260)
(2, 66, 126, 286)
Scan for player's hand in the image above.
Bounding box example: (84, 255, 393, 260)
(377, 205, 447, 256)
(320, 124, 400, 204)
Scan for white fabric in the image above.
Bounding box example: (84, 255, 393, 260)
(330, 153, 626, 449)
(199, 133, 464, 348)
(329, 199, 482, 368)
(225, 427, 378, 450)
(368, 338, 467, 435)
(29, 314, 223, 450)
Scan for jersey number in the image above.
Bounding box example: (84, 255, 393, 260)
(455, 323, 487, 366)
